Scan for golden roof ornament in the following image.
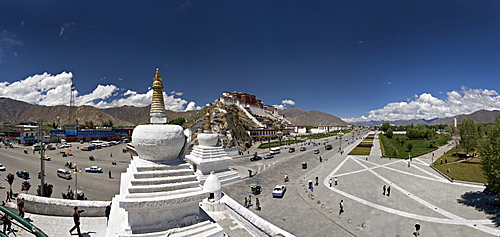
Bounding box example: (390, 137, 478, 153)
(149, 68, 167, 124)
(204, 111, 212, 132)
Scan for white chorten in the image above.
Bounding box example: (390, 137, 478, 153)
(185, 112, 240, 185)
(106, 69, 224, 236)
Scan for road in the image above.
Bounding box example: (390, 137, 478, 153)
(0, 142, 130, 201)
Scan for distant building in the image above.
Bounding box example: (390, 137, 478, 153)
(217, 91, 283, 120)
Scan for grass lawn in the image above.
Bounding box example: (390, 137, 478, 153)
(349, 147, 371, 155)
(432, 149, 486, 183)
(381, 134, 451, 158)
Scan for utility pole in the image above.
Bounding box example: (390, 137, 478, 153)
(39, 122, 45, 196)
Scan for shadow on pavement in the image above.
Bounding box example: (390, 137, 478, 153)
(456, 191, 500, 226)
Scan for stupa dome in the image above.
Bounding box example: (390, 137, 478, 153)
(132, 124, 186, 161)
(203, 172, 222, 193)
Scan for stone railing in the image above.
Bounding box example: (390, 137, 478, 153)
(17, 194, 109, 217)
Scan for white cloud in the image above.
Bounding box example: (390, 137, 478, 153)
(274, 99, 296, 110)
(59, 22, 76, 40)
(0, 72, 203, 112)
(0, 31, 23, 63)
(344, 87, 500, 123)
(171, 91, 183, 96)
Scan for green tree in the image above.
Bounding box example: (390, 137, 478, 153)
(459, 118, 478, 154)
(21, 181, 31, 192)
(386, 128, 394, 138)
(168, 117, 186, 126)
(37, 182, 53, 197)
(380, 122, 391, 133)
(396, 136, 406, 146)
(84, 121, 94, 127)
(6, 173, 14, 199)
(481, 116, 500, 192)
(407, 142, 413, 152)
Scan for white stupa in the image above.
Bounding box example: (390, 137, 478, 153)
(185, 112, 240, 185)
(106, 69, 224, 236)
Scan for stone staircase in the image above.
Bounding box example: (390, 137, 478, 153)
(117, 220, 225, 237)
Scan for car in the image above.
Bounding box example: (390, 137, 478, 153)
(300, 147, 306, 151)
(250, 155, 262, 161)
(85, 166, 103, 173)
(264, 154, 274, 159)
(16, 171, 30, 179)
(272, 185, 287, 198)
(41, 155, 51, 160)
(0, 164, 5, 171)
(314, 149, 320, 154)
(288, 148, 295, 153)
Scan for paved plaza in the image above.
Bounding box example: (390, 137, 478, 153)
(224, 133, 500, 237)
(7, 132, 500, 236)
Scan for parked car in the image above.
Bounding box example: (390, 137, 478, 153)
(289, 148, 295, 153)
(264, 154, 274, 159)
(16, 171, 30, 179)
(272, 185, 287, 198)
(300, 147, 306, 151)
(85, 166, 103, 173)
(314, 149, 320, 154)
(0, 164, 5, 171)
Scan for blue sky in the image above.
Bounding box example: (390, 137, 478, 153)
(1, 0, 500, 122)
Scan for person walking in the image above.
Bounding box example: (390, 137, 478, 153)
(414, 222, 421, 236)
(108, 170, 112, 179)
(319, 156, 322, 162)
(105, 202, 112, 225)
(329, 178, 332, 187)
(284, 174, 289, 182)
(69, 206, 85, 237)
(17, 198, 25, 218)
(383, 185, 386, 195)
(255, 198, 260, 211)
(5, 191, 11, 202)
(244, 197, 248, 208)
(248, 195, 252, 207)
(315, 176, 319, 186)
(387, 186, 391, 197)
(334, 177, 338, 186)
(2, 213, 11, 234)
(339, 200, 344, 214)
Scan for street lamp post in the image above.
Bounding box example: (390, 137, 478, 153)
(39, 122, 45, 196)
(338, 131, 344, 152)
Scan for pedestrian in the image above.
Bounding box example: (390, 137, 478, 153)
(366, 157, 368, 161)
(244, 197, 248, 208)
(387, 186, 391, 197)
(329, 178, 332, 187)
(334, 177, 338, 186)
(17, 198, 25, 218)
(6, 191, 11, 202)
(255, 198, 260, 211)
(2, 213, 11, 234)
(110, 153, 113, 158)
(308, 180, 313, 189)
(319, 156, 322, 162)
(414, 222, 421, 236)
(248, 170, 252, 178)
(315, 176, 319, 186)
(69, 206, 85, 237)
(383, 185, 386, 195)
(105, 202, 112, 225)
(339, 200, 344, 214)
(248, 195, 252, 207)
(408, 161, 411, 167)
(108, 170, 112, 179)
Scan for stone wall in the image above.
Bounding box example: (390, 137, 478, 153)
(17, 194, 109, 217)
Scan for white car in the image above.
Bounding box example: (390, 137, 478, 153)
(0, 164, 5, 171)
(272, 185, 287, 198)
(41, 155, 51, 160)
(85, 166, 103, 173)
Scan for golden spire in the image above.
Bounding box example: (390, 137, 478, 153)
(204, 111, 212, 132)
(150, 68, 167, 124)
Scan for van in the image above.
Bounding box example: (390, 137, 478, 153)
(57, 169, 72, 180)
(270, 147, 280, 154)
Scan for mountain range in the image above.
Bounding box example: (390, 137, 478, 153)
(0, 97, 498, 128)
